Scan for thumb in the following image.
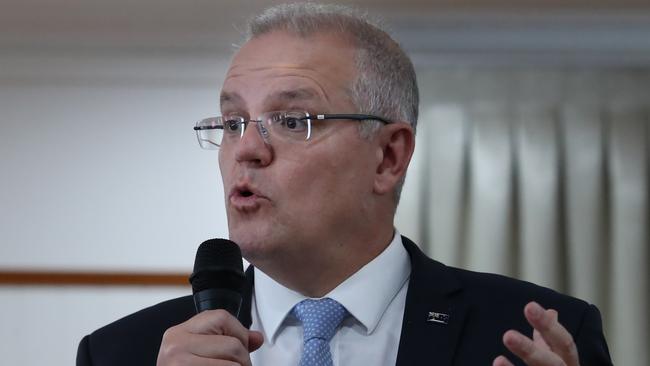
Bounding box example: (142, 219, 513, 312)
(248, 330, 264, 352)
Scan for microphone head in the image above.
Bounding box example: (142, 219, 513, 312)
(189, 239, 245, 295)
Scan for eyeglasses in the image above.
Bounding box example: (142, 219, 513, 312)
(193, 111, 392, 149)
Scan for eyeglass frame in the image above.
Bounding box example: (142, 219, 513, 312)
(193, 111, 393, 149)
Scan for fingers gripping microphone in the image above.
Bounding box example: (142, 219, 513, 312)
(189, 239, 245, 316)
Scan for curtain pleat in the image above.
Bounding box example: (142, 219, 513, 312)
(427, 104, 467, 267)
(562, 105, 609, 309)
(516, 104, 565, 291)
(608, 106, 649, 366)
(466, 102, 517, 276)
(395, 69, 649, 366)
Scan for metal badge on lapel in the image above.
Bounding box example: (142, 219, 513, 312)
(427, 311, 450, 324)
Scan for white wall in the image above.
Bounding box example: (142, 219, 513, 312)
(0, 52, 231, 271)
(0, 286, 188, 364)
(0, 50, 234, 365)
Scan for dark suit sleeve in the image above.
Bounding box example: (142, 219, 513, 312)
(574, 304, 613, 366)
(76, 335, 93, 366)
(72, 296, 196, 366)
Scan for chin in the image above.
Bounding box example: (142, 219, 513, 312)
(228, 228, 273, 262)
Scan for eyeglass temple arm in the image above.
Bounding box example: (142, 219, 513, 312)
(315, 114, 391, 124)
(194, 125, 225, 131)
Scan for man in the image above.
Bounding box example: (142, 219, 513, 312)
(77, 3, 612, 366)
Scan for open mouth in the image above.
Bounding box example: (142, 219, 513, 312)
(239, 189, 254, 198)
(230, 184, 265, 211)
(231, 184, 261, 200)
(230, 181, 267, 204)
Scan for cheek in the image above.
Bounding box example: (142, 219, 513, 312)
(218, 151, 226, 177)
(218, 151, 234, 186)
(278, 153, 370, 210)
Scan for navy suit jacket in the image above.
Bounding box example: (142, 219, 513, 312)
(77, 237, 612, 365)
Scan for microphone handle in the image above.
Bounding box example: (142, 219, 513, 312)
(193, 288, 242, 316)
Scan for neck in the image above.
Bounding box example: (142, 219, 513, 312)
(253, 226, 395, 298)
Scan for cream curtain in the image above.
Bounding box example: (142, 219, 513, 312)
(396, 69, 649, 366)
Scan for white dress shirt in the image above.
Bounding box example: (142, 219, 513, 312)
(249, 231, 411, 366)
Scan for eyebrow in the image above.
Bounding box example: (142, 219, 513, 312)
(220, 91, 243, 107)
(270, 88, 320, 103)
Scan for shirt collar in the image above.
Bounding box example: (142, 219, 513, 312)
(253, 231, 411, 343)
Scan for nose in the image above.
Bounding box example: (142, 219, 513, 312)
(233, 121, 273, 166)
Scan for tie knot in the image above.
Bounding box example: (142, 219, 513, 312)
(292, 298, 348, 342)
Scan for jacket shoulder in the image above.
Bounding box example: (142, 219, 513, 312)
(401, 236, 612, 365)
(404, 236, 591, 315)
(77, 295, 195, 366)
(450, 267, 585, 308)
(449, 267, 611, 364)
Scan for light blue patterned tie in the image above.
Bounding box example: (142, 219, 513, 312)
(292, 298, 349, 366)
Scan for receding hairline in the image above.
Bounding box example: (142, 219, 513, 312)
(223, 29, 359, 111)
(237, 3, 418, 131)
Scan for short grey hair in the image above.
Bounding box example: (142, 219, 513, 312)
(246, 3, 419, 135)
(246, 3, 419, 202)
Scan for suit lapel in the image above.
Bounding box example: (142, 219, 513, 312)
(239, 265, 255, 328)
(395, 237, 469, 366)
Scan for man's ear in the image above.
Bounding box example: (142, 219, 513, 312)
(373, 122, 415, 196)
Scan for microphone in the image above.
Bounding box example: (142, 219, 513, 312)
(189, 239, 245, 316)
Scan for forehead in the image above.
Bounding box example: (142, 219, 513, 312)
(220, 30, 357, 110)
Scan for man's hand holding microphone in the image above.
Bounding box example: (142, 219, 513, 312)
(157, 239, 263, 366)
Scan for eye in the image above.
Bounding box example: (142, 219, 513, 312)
(285, 116, 299, 129)
(223, 117, 243, 133)
(278, 112, 308, 132)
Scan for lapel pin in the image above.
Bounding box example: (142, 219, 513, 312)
(427, 311, 450, 324)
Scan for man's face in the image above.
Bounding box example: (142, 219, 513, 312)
(218, 30, 380, 267)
